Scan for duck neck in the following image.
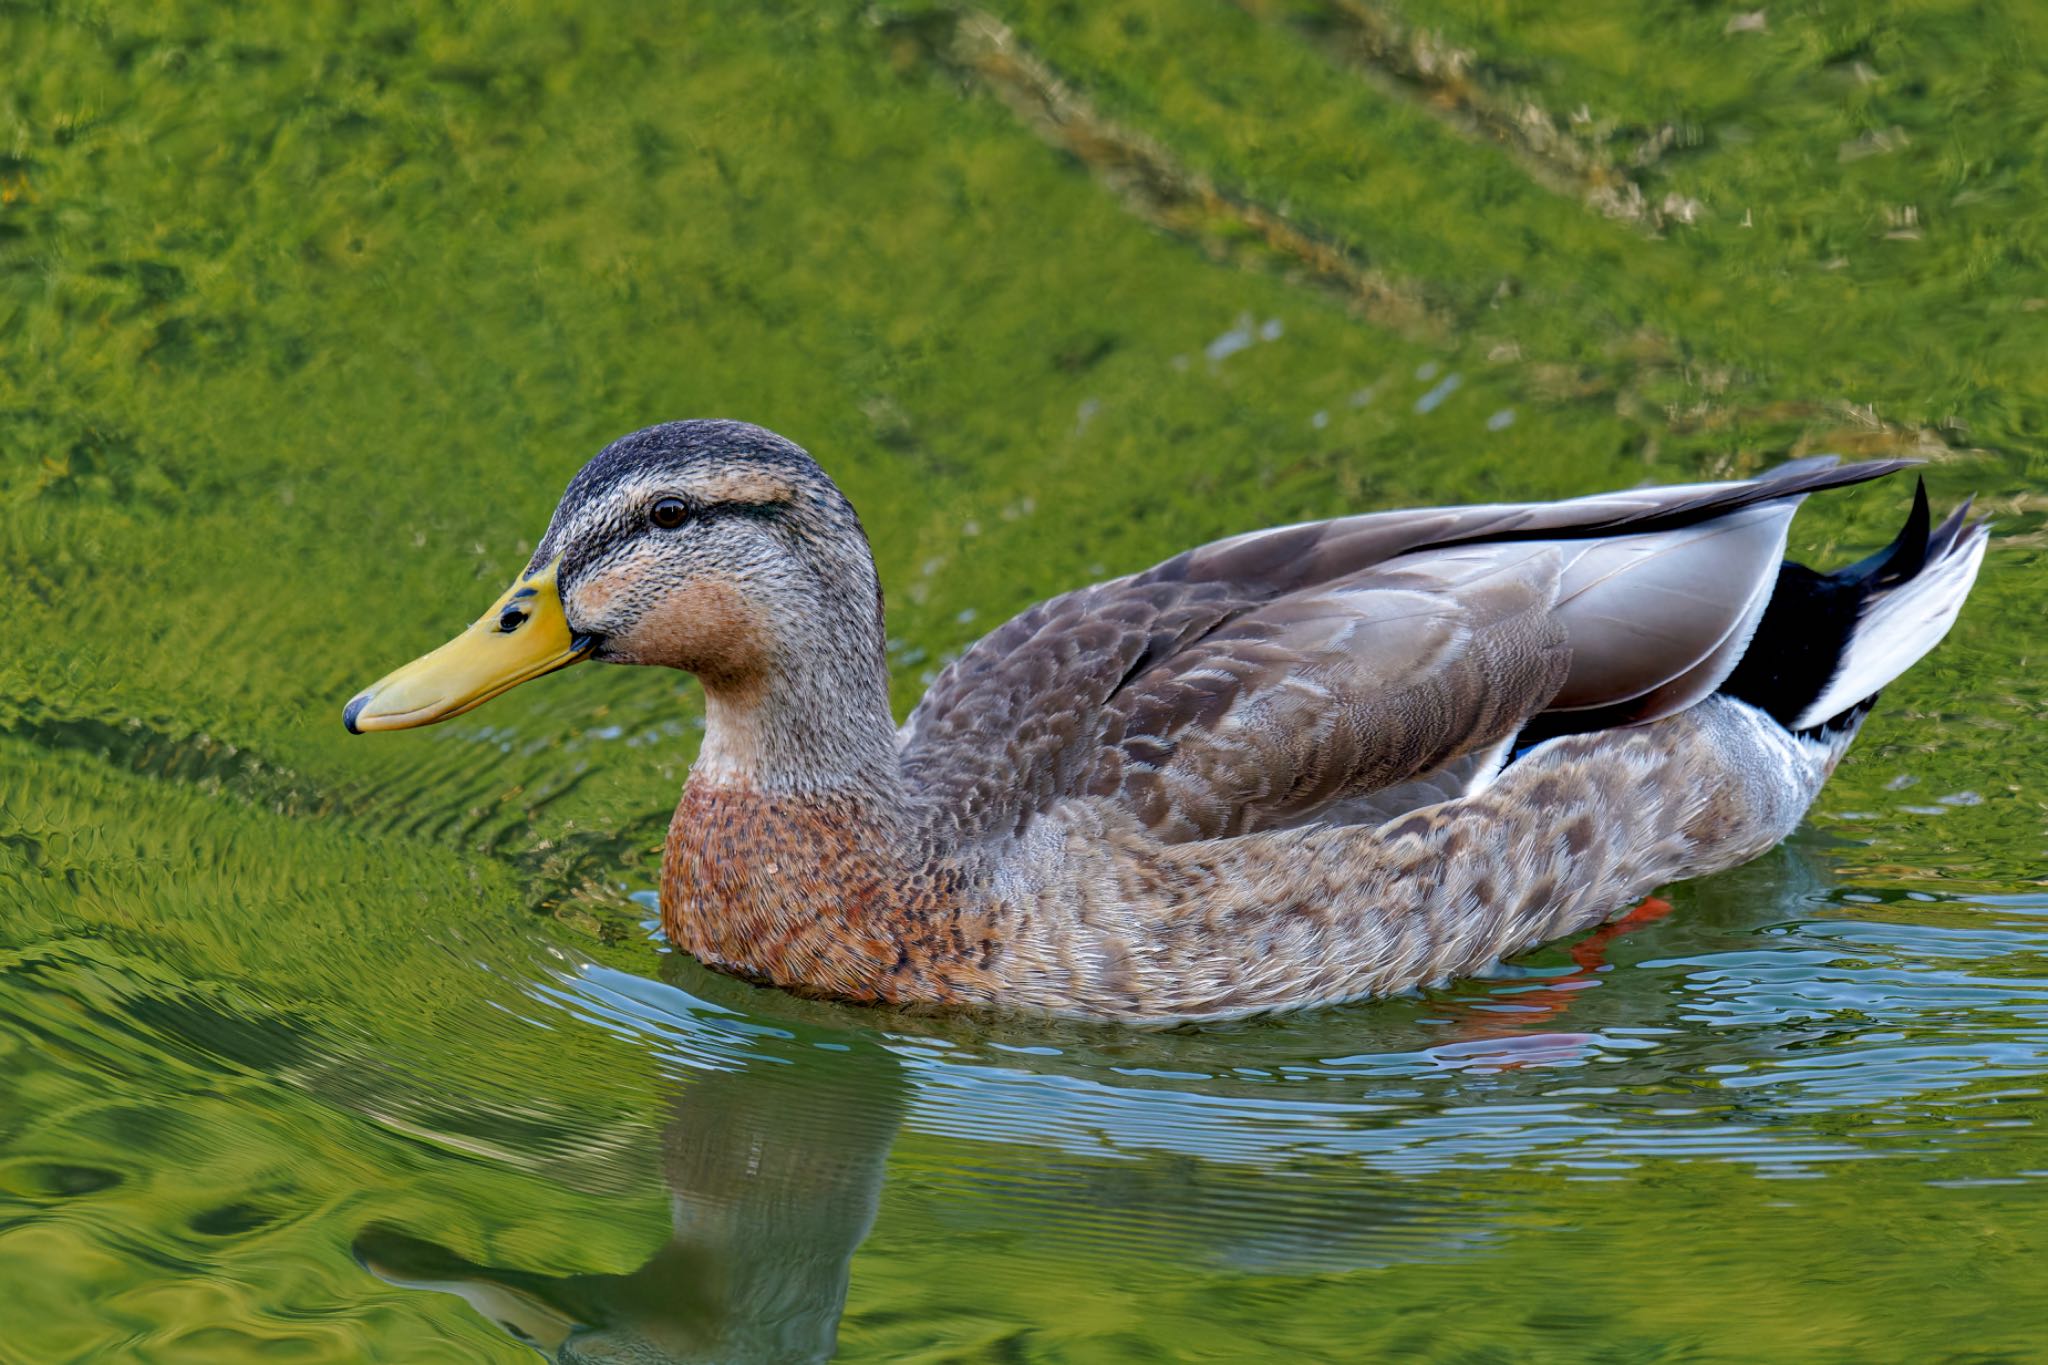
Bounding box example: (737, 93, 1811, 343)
(688, 607, 902, 812)
(665, 640, 913, 997)
(661, 552, 957, 996)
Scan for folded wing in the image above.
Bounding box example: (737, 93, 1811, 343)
(900, 458, 1906, 844)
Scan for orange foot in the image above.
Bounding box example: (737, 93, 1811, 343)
(1433, 896, 1676, 1070)
(1568, 895, 1674, 973)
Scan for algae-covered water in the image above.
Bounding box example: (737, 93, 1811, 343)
(5, 0, 2047, 1359)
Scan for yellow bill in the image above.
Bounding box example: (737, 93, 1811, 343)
(344, 557, 595, 733)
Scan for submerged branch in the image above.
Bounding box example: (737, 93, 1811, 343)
(1235, 0, 1690, 231)
(878, 5, 1454, 339)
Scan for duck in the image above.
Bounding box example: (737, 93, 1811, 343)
(345, 420, 1987, 1023)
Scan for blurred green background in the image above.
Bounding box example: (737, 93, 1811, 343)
(3, 0, 2045, 1360)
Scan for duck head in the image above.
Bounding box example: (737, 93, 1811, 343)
(345, 420, 893, 787)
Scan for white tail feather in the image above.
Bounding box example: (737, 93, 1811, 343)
(1791, 525, 1989, 730)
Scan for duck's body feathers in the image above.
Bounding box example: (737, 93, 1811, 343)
(868, 454, 1983, 1020)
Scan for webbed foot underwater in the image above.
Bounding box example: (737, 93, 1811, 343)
(346, 420, 1986, 1023)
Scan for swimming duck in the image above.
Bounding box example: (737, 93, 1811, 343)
(345, 421, 1986, 1022)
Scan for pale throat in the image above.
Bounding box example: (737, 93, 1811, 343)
(687, 635, 901, 801)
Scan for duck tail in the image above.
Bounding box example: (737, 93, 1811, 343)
(1718, 478, 1989, 736)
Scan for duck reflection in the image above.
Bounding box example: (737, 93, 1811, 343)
(355, 1044, 902, 1363)
(353, 1022, 1492, 1362)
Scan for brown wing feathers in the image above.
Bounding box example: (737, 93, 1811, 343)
(900, 459, 1910, 843)
(1085, 549, 1571, 841)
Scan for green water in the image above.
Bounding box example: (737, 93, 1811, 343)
(4, 0, 2046, 1358)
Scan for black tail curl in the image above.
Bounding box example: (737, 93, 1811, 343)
(1718, 478, 1978, 735)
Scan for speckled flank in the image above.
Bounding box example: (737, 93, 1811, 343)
(981, 695, 1828, 1020)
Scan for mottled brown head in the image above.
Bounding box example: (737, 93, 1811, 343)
(529, 420, 882, 692)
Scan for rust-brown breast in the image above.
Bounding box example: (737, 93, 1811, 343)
(659, 783, 1001, 1006)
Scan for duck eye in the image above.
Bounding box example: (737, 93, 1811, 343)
(650, 497, 690, 530)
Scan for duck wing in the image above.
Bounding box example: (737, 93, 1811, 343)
(1077, 543, 1570, 841)
(900, 458, 1909, 843)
